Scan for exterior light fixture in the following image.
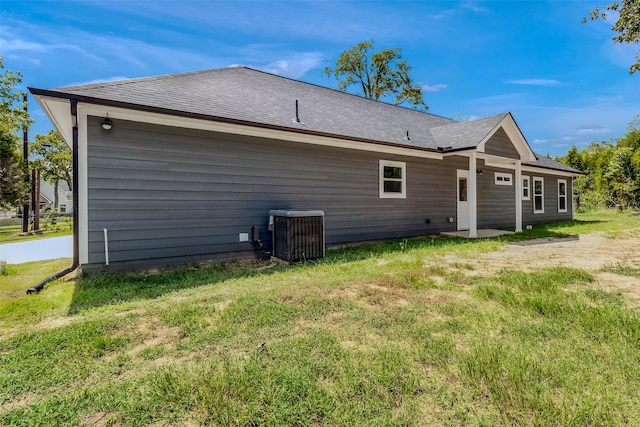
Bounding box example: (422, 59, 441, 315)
(476, 169, 483, 175)
(101, 114, 113, 130)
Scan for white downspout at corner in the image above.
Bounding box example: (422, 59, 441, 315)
(515, 160, 523, 233)
(468, 151, 478, 238)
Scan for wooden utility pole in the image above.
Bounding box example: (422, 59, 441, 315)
(31, 169, 40, 230)
(21, 95, 29, 233)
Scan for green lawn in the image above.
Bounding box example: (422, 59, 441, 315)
(0, 217, 73, 243)
(1, 210, 639, 426)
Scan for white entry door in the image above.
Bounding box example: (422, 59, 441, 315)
(457, 169, 469, 230)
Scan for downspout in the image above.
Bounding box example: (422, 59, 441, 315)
(27, 99, 80, 294)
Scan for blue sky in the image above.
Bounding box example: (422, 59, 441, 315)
(2, 0, 638, 157)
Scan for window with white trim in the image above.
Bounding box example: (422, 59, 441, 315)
(522, 175, 530, 200)
(558, 179, 568, 213)
(533, 177, 544, 214)
(494, 172, 513, 186)
(379, 160, 406, 199)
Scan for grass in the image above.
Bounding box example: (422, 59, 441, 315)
(0, 259, 73, 327)
(0, 218, 73, 243)
(1, 210, 639, 425)
(605, 263, 640, 278)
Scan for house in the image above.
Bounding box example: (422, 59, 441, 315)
(29, 67, 582, 273)
(39, 179, 72, 213)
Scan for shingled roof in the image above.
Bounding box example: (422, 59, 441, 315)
(30, 66, 581, 174)
(526, 153, 583, 174)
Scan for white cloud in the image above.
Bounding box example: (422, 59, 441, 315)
(460, 2, 488, 13)
(463, 88, 638, 157)
(575, 126, 612, 136)
(68, 76, 131, 86)
(1, 18, 217, 73)
(601, 41, 638, 71)
(528, 123, 614, 151)
(238, 52, 324, 79)
(0, 38, 47, 52)
(422, 83, 447, 93)
(507, 79, 561, 87)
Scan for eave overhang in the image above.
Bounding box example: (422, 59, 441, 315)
(28, 87, 444, 160)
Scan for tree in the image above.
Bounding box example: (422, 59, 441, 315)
(323, 40, 428, 110)
(30, 130, 72, 211)
(0, 57, 32, 133)
(0, 128, 29, 209)
(0, 58, 31, 209)
(583, 1, 640, 74)
(559, 116, 640, 210)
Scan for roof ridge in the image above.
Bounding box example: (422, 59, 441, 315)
(241, 67, 456, 121)
(56, 67, 236, 91)
(57, 66, 457, 123)
(432, 112, 508, 129)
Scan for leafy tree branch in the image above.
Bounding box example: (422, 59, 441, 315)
(323, 40, 428, 111)
(583, 1, 640, 74)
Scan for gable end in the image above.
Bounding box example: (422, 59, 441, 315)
(483, 128, 520, 160)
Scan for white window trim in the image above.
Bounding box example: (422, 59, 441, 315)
(533, 176, 544, 214)
(522, 175, 530, 200)
(558, 179, 568, 213)
(494, 172, 513, 186)
(379, 160, 406, 199)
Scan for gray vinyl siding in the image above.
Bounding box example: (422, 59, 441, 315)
(522, 174, 573, 225)
(484, 128, 520, 159)
(84, 117, 464, 272)
(473, 163, 574, 229)
(476, 161, 517, 228)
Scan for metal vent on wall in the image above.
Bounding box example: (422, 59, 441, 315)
(268, 210, 325, 262)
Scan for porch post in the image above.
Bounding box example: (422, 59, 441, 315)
(515, 160, 523, 233)
(468, 151, 478, 238)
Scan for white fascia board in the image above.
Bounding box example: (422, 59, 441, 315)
(521, 165, 579, 177)
(78, 104, 443, 160)
(444, 152, 520, 171)
(479, 153, 517, 169)
(483, 156, 578, 177)
(477, 115, 536, 162)
(32, 95, 74, 148)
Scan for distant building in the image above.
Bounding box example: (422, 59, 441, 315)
(39, 179, 72, 213)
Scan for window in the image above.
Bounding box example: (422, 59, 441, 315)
(522, 175, 530, 200)
(379, 160, 406, 198)
(533, 177, 544, 214)
(558, 179, 567, 213)
(494, 172, 513, 186)
(459, 177, 468, 202)
(60, 205, 67, 213)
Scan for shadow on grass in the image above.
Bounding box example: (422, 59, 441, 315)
(68, 261, 288, 315)
(68, 219, 599, 314)
(497, 219, 605, 242)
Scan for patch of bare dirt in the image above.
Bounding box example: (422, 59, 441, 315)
(127, 321, 181, 357)
(441, 232, 640, 304)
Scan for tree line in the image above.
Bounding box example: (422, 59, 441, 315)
(0, 58, 71, 212)
(558, 117, 640, 210)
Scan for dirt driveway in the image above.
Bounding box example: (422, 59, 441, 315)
(450, 232, 640, 304)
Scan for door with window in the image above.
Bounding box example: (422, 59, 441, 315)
(457, 170, 469, 230)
